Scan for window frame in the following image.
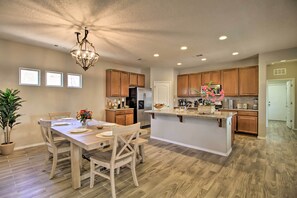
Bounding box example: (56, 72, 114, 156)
(45, 70, 64, 87)
(67, 73, 82, 88)
(19, 67, 41, 86)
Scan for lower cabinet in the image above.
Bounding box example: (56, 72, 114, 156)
(106, 109, 134, 126)
(237, 111, 258, 134)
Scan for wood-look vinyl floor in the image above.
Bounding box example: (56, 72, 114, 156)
(0, 121, 296, 198)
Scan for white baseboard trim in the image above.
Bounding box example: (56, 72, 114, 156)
(257, 136, 266, 140)
(151, 136, 232, 157)
(15, 142, 45, 150)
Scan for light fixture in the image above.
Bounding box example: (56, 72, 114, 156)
(219, 35, 227, 40)
(154, 53, 159, 57)
(70, 27, 99, 71)
(177, 63, 182, 66)
(280, 60, 286, 62)
(232, 52, 239, 55)
(180, 46, 188, 50)
(201, 58, 207, 61)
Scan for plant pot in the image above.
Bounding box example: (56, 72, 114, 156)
(0, 142, 15, 155)
(198, 105, 215, 114)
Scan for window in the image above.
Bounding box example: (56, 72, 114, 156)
(46, 71, 63, 87)
(67, 73, 82, 88)
(19, 67, 41, 86)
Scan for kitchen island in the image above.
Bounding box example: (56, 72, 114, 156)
(145, 109, 236, 156)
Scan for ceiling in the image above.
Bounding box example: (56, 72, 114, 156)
(0, 0, 297, 69)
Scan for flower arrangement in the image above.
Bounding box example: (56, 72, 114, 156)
(199, 82, 225, 106)
(76, 109, 92, 123)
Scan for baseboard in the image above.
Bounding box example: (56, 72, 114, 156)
(15, 142, 45, 150)
(151, 136, 232, 157)
(257, 136, 266, 140)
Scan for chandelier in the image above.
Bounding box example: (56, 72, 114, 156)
(70, 27, 99, 71)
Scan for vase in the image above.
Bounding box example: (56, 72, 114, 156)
(197, 105, 215, 114)
(81, 120, 87, 128)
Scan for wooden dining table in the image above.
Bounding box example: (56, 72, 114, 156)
(51, 119, 146, 189)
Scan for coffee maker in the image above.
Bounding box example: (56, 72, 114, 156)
(178, 99, 187, 106)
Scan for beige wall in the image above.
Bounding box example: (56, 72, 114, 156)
(267, 61, 297, 128)
(0, 39, 145, 149)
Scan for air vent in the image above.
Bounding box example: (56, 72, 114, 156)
(273, 68, 286, 76)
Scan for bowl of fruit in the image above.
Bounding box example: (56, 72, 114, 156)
(154, 103, 165, 110)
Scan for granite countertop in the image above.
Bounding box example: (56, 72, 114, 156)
(105, 108, 134, 111)
(219, 108, 258, 112)
(145, 109, 236, 119)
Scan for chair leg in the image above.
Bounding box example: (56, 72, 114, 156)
(90, 160, 95, 188)
(110, 168, 116, 198)
(116, 167, 120, 175)
(139, 145, 145, 163)
(49, 152, 58, 179)
(131, 156, 139, 187)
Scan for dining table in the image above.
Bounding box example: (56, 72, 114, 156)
(51, 119, 146, 189)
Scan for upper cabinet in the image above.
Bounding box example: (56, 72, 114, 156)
(188, 73, 201, 96)
(221, 68, 239, 96)
(201, 71, 221, 85)
(129, 73, 145, 87)
(106, 70, 129, 97)
(239, 66, 258, 96)
(177, 74, 189, 97)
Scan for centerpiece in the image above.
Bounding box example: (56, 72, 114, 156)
(76, 109, 92, 127)
(195, 82, 224, 114)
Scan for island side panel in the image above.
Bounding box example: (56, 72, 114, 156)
(150, 114, 232, 156)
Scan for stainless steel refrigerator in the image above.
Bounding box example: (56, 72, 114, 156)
(126, 87, 152, 128)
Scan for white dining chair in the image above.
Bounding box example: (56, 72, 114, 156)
(39, 119, 70, 179)
(89, 123, 141, 198)
(48, 112, 71, 120)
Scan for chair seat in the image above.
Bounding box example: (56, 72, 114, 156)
(131, 138, 148, 145)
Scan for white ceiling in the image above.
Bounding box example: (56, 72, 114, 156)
(0, 0, 297, 69)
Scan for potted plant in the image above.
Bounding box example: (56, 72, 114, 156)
(0, 89, 24, 155)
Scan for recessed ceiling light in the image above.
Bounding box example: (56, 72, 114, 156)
(201, 58, 207, 61)
(177, 63, 182, 66)
(153, 53, 159, 57)
(219, 35, 227, 40)
(137, 58, 142, 61)
(232, 52, 239, 55)
(180, 46, 188, 50)
(280, 60, 286, 62)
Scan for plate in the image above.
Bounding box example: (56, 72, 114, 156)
(102, 123, 116, 127)
(69, 128, 88, 133)
(100, 131, 113, 136)
(61, 117, 74, 120)
(52, 122, 70, 126)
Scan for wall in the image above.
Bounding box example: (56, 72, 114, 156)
(0, 39, 144, 149)
(267, 61, 297, 128)
(258, 47, 297, 137)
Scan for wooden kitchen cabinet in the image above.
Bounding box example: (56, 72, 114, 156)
(239, 66, 258, 96)
(137, 74, 145, 87)
(221, 68, 239, 96)
(106, 70, 129, 97)
(188, 73, 201, 96)
(129, 73, 145, 87)
(106, 109, 134, 126)
(177, 74, 189, 97)
(201, 71, 221, 85)
(237, 111, 258, 134)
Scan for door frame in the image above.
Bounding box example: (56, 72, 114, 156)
(266, 78, 295, 129)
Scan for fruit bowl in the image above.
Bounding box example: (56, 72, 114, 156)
(154, 103, 165, 110)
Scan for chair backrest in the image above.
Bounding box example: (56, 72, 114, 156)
(48, 112, 71, 120)
(39, 119, 55, 148)
(111, 123, 141, 163)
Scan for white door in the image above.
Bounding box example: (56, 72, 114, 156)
(286, 81, 293, 128)
(268, 83, 286, 121)
(153, 81, 171, 109)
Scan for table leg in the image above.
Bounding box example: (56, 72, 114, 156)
(71, 143, 81, 189)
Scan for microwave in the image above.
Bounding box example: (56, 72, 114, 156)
(201, 84, 221, 95)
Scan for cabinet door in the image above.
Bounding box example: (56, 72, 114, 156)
(237, 116, 258, 134)
(201, 72, 211, 85)
(120, 72, 129, 97)
(129, 73, 138, 86)
(125, 114, 134, 125)
(105, 111, 115, 123)
(239, 66, 258, 96)
(106, 70, 121, 97)
(221, 68, 239, 96)
(115, 114, 126, 125)
(210, 71, 221, 84)
(188, 73, 201, 96)
(137, 74, 145, 87)
(177, 75, 189, 97)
